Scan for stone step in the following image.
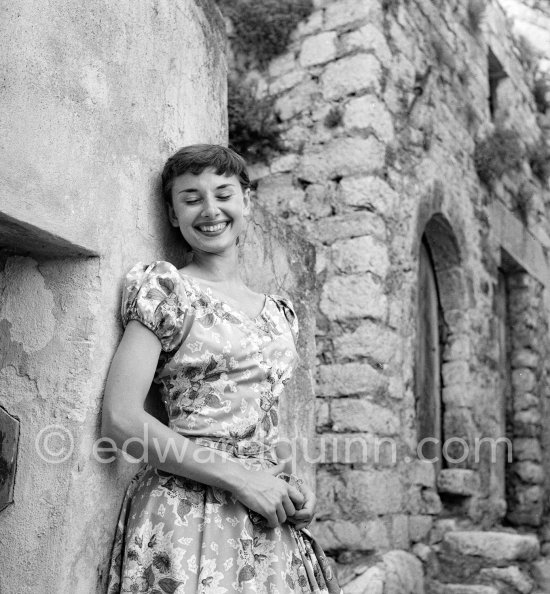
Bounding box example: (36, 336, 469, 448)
(442, 531, 540, 563)
(427, 581, 499, 594)
(531, 558, 550, 592)
(479, 566, 534, 594)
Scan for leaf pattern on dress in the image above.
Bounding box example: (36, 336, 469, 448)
(158, 577, 183, 593)
(108, 261, 342, 594)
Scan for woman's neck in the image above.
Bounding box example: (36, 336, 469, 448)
(185, 249, 242, 285)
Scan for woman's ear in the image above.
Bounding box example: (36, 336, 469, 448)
(166, 201, 180, 228)
(242, 188, 251, 217)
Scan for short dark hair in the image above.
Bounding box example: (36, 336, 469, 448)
(161, 144, 251, 205)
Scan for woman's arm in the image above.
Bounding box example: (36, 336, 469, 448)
(101, 321, 304, 527)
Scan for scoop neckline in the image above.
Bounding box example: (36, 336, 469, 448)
(176, 269, 270, 322)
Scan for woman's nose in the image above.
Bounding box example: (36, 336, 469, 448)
(201, 195, 220, 218)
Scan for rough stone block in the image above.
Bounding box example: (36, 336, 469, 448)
(341, 24, 392, 63)
(411, 542, 432, 562)
(513, 438, 542, 462)
(420, 489, 443, 515)
(299, 31, 337, 67)
(270, 154, 299, 174)
(255, 173, 305, 217)
(268, 52, 297, 77)
(331, 399, 400, 435)
(391, 514, 410, 549)
(513, 461, 545, 484)
(428, 583, 499, 594)
(333, 320, 399, 366)
(312, 518, 389, 551)
(275, 79, 318, 120)
(441, 360, 469, 386)
(511, 349, 539, 369)
(478, 566, 534, 594)
(436, 469, 480, 496)
(511, 369, 537, 393)
(315, 400, 330, 430)
(429, 519, 459, 545)
(332, 236, 390, 277)
(531, 559, 550, 593)
(324, 0, 383, 30)
(321, 54, 381, 100)
(315, 433, 398, 466)
(343, 94, 395, 142)
(317, 362, 386, 397)
(442, 384, 474, 407)
(443, 531, 540, 562)
(404, 460, 436, 488)
(269, 69, 305, 94)
(382, 550, 424, 594)
(338, 175, 398, 216)
(409, 516, 433, 543)
(295, 9, 324, 37)
(442, 335, 470, 361)
(315, 212, 387, 244)
(334, 470, 404, 516)
(513, 393, 540, 412)
(513, 409, 542, 436)
(343, 565, 384, 594)
(298, 136, 386, 183)
(320, 274, 387, 321)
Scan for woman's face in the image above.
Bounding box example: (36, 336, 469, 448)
(167, 167, 250, 255)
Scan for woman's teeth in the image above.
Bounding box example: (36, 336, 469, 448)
(198, 222, 228, 233)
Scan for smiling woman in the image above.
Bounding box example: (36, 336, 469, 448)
(102, 145, 343, 593)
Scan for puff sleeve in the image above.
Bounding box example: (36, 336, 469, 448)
(121, 261, 193, 352)
(272, 295, 299, 342)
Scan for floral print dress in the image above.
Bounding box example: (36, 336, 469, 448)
(106, 261, 342, 594)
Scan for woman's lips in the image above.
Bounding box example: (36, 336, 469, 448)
(196, 221, 229, 235)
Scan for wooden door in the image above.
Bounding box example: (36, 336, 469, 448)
(416, 239, 442, 474)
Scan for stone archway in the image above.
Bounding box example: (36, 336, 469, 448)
(415, 213, 479, 513)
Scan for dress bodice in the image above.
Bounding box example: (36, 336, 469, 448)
(121, 261, 299, 455)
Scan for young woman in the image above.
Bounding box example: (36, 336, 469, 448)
(103, 144, 342, 593)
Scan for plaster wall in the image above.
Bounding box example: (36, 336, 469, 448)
(0, 1, 229, 592)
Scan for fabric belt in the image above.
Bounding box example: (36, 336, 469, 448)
(189, 436, 277, 464)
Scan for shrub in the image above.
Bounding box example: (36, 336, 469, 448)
(474, 128, 524, 185)
(218, 0, 313, 67)
(466, 0, 486, 36)
(528, 137, 550, 183)
(227, 78, 281, 162)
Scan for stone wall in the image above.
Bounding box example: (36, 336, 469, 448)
(227, 0, 550, 589)
(500, 0, 550, 73)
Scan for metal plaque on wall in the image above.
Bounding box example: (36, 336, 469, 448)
(0, 406, 20, 512)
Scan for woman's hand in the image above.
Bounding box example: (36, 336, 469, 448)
(232, 462, 305, 528)
(287, 480, 316, 531)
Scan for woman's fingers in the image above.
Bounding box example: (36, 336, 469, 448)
(266, 462, 287, 476)
(282, 492, 297, 519)
(288, 484, 305, 509)
(271, 502, 287, 527)
(292, 508, 315, 522)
